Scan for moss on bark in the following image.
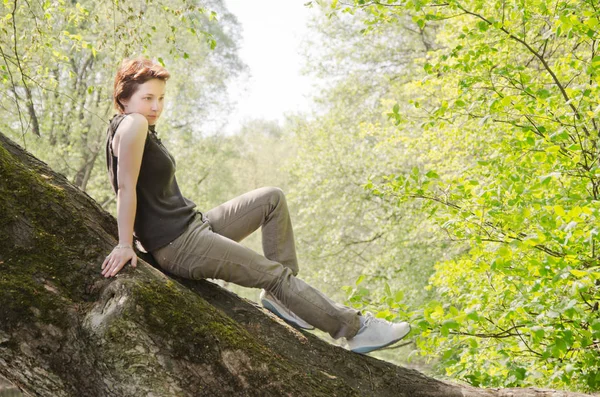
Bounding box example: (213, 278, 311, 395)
(0, 143, 103, 331)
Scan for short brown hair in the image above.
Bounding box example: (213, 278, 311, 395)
(113, 57, 170, 113)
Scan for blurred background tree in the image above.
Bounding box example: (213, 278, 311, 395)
(0, 0, 244, 203)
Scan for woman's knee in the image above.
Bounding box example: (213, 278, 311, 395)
(264, 265, 293, 292)
(262, 186, 286, 206)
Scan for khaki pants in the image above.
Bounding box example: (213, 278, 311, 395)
(151, 187, 361, 339)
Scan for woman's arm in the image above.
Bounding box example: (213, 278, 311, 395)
(101, 113, 148, 278)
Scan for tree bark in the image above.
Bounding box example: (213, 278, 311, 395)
(0, 132, 592, 397)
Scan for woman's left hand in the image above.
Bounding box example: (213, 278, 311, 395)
(101, 244, 137, 278)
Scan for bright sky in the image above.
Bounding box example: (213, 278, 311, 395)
(223, 1, 317, 133)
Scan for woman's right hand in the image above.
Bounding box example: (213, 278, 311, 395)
(101, 244, 137, 278)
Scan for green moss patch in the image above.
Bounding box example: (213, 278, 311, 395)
(0, 143, 104, 331)
(132, 280, 256, 357)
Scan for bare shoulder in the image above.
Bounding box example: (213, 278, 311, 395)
(116, 113, 149, 137)
(112, 114, 148, 157)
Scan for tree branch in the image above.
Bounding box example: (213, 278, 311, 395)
(406, 192, 565, 257)
(10, 0, 40, 137)
(453, 2, 586, 129)
(0, 40, 27, 147)
(449, 323, 526, 339)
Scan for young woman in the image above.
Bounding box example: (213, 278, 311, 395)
(102, 57, 410, 354)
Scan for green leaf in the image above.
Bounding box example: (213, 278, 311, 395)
(384, 282, 392, 297)
(569, 269, 588, 278)
(511, 367, 527, 380)
(394, 290, 404, 303)
(425, 170, 440, 179)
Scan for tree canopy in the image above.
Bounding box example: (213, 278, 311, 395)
(309, 0, 600, 391)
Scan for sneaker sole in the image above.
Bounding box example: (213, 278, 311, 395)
(261, 299, 315, 330)
(350, 325, 411, 354)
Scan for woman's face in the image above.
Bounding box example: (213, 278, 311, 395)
(120, 78, 166, 126)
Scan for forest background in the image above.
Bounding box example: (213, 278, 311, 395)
(1, 0, 599, 393)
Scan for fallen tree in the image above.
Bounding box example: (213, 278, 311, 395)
(0, 132, 592, 397)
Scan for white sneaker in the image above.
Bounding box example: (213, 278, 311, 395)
(347, 313, 411, 354)
(260, 290, 315, 330)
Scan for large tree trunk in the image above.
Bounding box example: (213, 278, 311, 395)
(0, 132, 592, 397)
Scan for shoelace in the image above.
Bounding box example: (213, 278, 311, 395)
(361, 313, 392, 330)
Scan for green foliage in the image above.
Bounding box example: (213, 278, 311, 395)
(174, 119, 295, 212)
(0, 0, 244, 207)
(289, 8, 453, 351)
(326, 0, 600, 392)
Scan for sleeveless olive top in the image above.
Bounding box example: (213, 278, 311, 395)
(105, 114, 196, 252)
